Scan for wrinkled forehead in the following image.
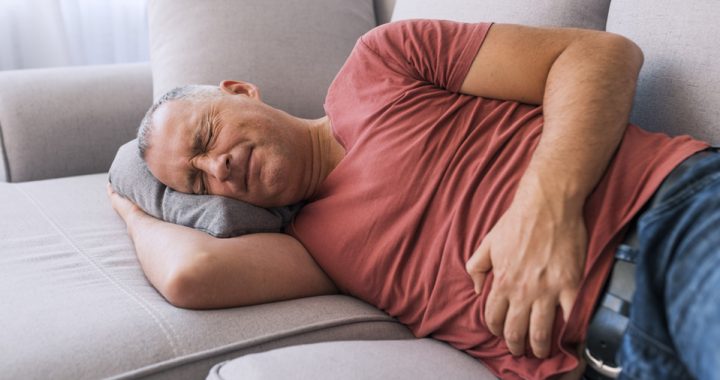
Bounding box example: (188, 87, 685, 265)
(155, 98, 210, 132)
(144, 100, 208, 192)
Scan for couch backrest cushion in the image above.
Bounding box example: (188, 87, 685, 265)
(607, 0, 720, 145)
(148, 0, 376, 119)
(390, 0, 610, 30)
(374, 0, 396, 25)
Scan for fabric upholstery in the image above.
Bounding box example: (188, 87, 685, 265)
(0, 126, 8, 181)
(0, 63, 152, 182)
(147, 0, 376, 119)
(207, 339, 496, 380)
(1, 1, 717, 380)
(606, 0, 720, 145)
(391, 0, 610, 30)
(0, 173, 413, 379)
(109, 140, 300, 238)
(374, 0, 397, 25)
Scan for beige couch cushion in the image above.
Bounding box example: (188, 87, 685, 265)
(0, 63, 152, 182)
(391, 0, 611, 30)
(208, 339, 497, 380)
(147, 0, 376, 119)
(606, 0, 720, 145)
(0, 174, 412, 379)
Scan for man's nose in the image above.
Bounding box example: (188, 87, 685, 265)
(198, 154, 231, 182)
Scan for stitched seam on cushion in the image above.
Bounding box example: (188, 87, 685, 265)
(14, 185, 183, 357)
(107, 316, 405, 379)
(0, 118, 12, 182)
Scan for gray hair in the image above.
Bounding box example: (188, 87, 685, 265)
(137, 85, 224, 159)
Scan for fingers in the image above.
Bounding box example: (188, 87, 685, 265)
(503, 302, 531, 356)
(107, 184, 125, 212)
(107, 183, 123, 206)
(466, 241, 492, 294)
(559, 287, 578, 322)
(106, 183, 143, 224)
(484, 286, 508, 337)
(528, 297, 555, 358)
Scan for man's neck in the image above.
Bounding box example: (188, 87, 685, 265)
(303, 115, 345, 200)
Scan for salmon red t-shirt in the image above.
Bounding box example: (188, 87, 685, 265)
(288, 20, 708, 379)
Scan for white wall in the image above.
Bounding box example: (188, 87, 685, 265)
(0, 0, 149, 70)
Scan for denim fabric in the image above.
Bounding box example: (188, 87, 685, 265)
(617, 151, 720, 380)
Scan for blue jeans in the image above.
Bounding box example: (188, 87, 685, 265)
(616, 150, 720, 380)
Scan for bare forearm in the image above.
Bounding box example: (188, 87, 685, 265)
(517, 34, 644, 208)
(123, 210, 338, 309)
(125, 211, 211, 294)
(464, 25, 645, 360)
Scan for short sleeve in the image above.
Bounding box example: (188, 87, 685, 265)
(359, 19, 493, 92)
(324, 19, 494, 150)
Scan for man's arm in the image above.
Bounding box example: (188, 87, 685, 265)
(462, 24, 643, 358)
(108, 185, 338, 309)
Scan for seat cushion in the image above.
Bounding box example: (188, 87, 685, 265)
(606, 0, 720, 145)
(147, 0, 376, 119)
(0, 173, 412, 379)
(207, 339, 497, 380)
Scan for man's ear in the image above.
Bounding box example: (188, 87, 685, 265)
(219, 80, 261, 100)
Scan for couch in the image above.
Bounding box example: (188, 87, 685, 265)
(1, 0, 718, 379)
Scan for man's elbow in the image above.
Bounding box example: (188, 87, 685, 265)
(159, 252, 214, 309)
(596, 32, 645, 74)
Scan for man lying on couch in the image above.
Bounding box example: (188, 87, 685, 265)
(108, 20, 718, 380)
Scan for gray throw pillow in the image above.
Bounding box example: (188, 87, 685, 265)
(108, 139, 301, 238)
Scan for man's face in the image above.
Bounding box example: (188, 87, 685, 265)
(144, 94, 310, 208)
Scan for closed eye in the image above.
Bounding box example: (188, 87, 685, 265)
(204, 106, 221, 152)
(204, 117, 213, 152)
(191, 108, 218, 195)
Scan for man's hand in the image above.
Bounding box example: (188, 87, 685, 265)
(107, 183, 145, 229)
(460, 24, 642, 362)
(466, 192, 587, 359)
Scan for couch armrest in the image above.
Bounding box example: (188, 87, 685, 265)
(0, 63, 152, 182)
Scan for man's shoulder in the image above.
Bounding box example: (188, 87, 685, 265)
(360, 19, 451, 52)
